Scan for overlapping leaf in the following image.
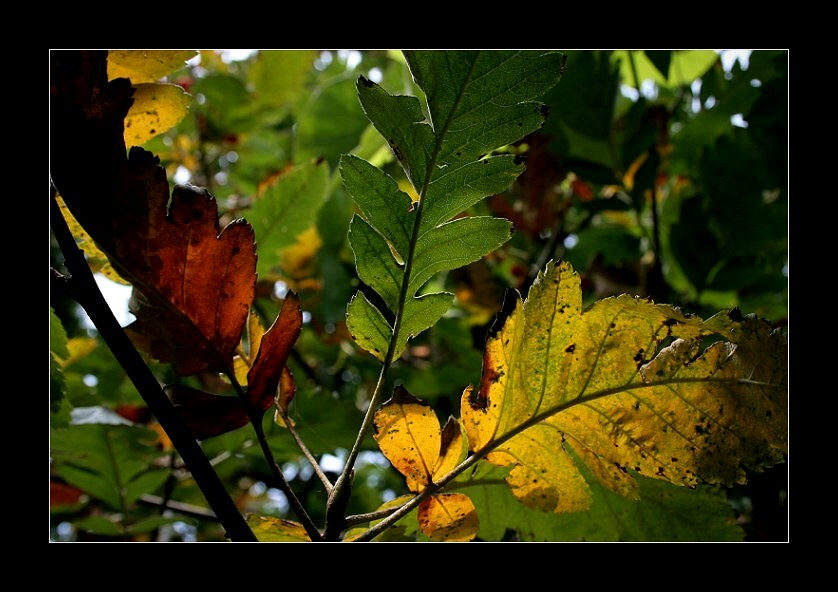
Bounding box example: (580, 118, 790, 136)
(461, 260, 787, 514)
(342, 51, 566, 361)
(165, 294, 302, 440)
(373, 386, 477, 541)
(51, 51, 304, 441)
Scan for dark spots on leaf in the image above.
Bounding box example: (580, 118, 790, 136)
(565, 344, 575, 353)
(662, 318, 681, 327)
(614, 462, 628, 474)
(149, 128, 156, 134)
(539, 104, 550, 118)
(633, 349, 644, 362)
(513, 154, 528, 166)
(656, 466, 666, 476)
(765, 410, 772, 418)
(670, 457, 679, 463)
(634, 466, 642, 473)
(610, 322, 616, 329)
(695, 424, 708, 435)
(727, 307, 743, 322)
(359, 75, 374, 88)
(456, 151, 462, 157)
(633, 401, 640, 411)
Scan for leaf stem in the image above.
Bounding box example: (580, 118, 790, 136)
(344, 505, 401, 527)
(50, 191, 257, 542)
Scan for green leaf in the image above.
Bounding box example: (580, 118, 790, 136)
(399, 293, 454, 356)
(409, 217, 513, 295)
(296, 75, 371, 164)
(50, 308, 70, 359)
(356, 76, 435, 188)
(406, 51, 566, 165)
(247, 159, 330, 277)
(50, 308, 69, 416)
(421, 155, 525, 233)
(345, 51, 564, 360)
(346, 292, 392, 362)
(349, 215, 403, 310)
(51, 424, 167, 511)
(341, 154, 413, 259)
(75, 515, 123, 536)
(463, 464, 743, 541)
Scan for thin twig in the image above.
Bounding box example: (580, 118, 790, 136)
(50, 191, 256, 542)
(139, 495, 218, 521)
(278, 409, 333, 493)
(344, 505, 402, 528)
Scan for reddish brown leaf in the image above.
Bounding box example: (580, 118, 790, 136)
(120, 181, 256, 375)
(247, 294, 302, 412)
(165, 385, 249, 440)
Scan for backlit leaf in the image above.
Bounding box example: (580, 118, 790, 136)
(344, 51, 564, 360)
(108, 50, 196, 83)
(56, 194, 129, 285)
(124, 83, 191, 147)
(247, 293, 302, 412)
(461, 260, 787, 514)
(123, 182, 257, 376)
(463, 463, 743, 541)
(346, 292, 392, 362)
(417, 493, 478, 542)
(246, 515, 311, 542)
(374, 386, 440, 488)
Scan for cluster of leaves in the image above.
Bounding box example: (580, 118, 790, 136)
(50, 50, 787, 542)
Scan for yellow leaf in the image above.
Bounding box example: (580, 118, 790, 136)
(246, 515, 310, 542)
(56, 195, 130, 285)
(417, 494, 479, 542)
(247, 311, 266, 362)
(432, 417, 467, 482)
(233, 355, 249, 386)
(124, 83, 190, 147)
(374, 386, 441, 489)
(280, 227, 322, 280)
(61, 337, 99, 368)
(461, 260, 787, 514)
(108, 50, 197, 83)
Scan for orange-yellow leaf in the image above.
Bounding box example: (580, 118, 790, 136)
(418, 494, 479, 542)
(247, 294, 302, 412)
(246, 514, 310, 542)
(108, 50, 197, 83)
(374, 386, 441, 489)
(461, 260, 787, 514)
(124, 83, 190, 147)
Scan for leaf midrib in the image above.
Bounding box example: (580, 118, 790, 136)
(386, 52, 482, 362)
